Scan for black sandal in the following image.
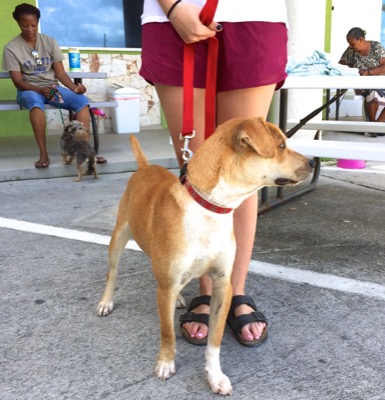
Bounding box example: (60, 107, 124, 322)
(227, 295, 268, 347)
(179, 295, 211, 346)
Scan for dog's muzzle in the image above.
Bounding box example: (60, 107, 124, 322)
(274, 158, 315, 186)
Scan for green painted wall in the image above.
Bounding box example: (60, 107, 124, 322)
(0, 0, 35, 137)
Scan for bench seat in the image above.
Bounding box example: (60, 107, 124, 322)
(0, 99, 118, 111)
(287, 138, 385, 162)
(0, 99, 118, 153)
(286, 120, 385, 134)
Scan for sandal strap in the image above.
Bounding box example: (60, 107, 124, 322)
(232, 311, 267, 330)
(179, 311, 209, 326)
(229, 295, 257, 315)
(227, 295, 268, 333)
(179, 295, 211, 328)
(186, 295, 211, 312)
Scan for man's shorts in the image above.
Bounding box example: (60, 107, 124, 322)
(140, 21, 288, 92)
(17, 86, 89, 112)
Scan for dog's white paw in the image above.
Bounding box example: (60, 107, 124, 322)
(176, 294, 186, 309)
(156, 360, 176, 381)
(96, 301, 114, 316)
(207, 371, 233, 396)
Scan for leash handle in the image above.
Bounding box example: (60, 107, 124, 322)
(199, 0, 219, 26)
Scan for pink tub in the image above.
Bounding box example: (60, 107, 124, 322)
(337, 159, 366, 169)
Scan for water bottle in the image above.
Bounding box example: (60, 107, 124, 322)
(68, 48, 81, 71)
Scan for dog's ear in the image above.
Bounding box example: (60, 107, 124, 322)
(232, 118, 277, 158)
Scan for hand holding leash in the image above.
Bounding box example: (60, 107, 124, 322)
(168, 1, 221, 44)
(74, 83, 87, 94)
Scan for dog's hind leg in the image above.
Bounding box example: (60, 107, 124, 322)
(63, 154, 74, 165)
(205, 275, 233, 395)
(61, 151, 68, 165)
(74, 162, 83, 182)
(96, 221, 131, 316)
(87, 157, 99, 179)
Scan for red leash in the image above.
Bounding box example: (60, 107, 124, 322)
(181, 0, 219, 161)
(180, 0, 233, 214)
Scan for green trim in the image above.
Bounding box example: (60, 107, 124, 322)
(324, 0, 333, 52)
(161, 108, 168, 129)
(323, 0, 333, 119)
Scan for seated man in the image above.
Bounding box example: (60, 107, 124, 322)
(2, 3, 107, 167)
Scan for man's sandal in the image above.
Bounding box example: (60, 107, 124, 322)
(227, 295, 268, 347)
(179, 295, 211, 346)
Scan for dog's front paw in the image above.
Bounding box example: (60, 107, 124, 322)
(156, 360, 176, 381)
(96, 301, 114, 316)
(207, 371, 233, 396)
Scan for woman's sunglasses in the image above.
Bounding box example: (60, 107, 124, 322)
(32, 50, 42, 65)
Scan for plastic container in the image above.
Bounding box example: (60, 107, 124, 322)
(337, 159, 366, 169)
(68, 48, 81, 72)
(109, 87, 140, 133)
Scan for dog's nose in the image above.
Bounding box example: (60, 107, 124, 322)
(308, 159, 316, 169)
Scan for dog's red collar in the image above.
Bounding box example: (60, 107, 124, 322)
(183, 179, 233, 214)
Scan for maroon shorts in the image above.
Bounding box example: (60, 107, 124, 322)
(140, 21, 288, 92)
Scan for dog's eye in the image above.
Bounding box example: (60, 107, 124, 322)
(279, 142, 286, 149)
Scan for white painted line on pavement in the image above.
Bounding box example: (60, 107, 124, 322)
(0, 216, 141, 251)
(1, 216, 385, 300)
(249, 260, 385, 300)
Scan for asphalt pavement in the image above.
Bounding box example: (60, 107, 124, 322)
(1, 128, 385, 399)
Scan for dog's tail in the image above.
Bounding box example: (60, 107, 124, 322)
(130, 135, 149, 168)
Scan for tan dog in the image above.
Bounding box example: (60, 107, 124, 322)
(60, 120, 99, 182)
(96, 117, 314, 395)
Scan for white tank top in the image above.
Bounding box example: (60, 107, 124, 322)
(142, 0, 288, 25)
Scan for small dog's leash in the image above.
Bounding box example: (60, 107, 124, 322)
(49, 84, 66, 127)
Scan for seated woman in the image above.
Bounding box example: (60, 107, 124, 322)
(339, 27, 385, 137)
(2, 3, 107, 167)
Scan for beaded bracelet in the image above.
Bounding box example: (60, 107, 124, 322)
(167, 0, 182, 19)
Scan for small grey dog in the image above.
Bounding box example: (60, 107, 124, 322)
(60, 120, 99, 182)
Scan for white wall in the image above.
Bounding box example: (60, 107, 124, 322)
(329, 0, 382, 118)
(283, 0, 327, 125)
(330, 0, 382, 60)
(280, 0, 383, 124)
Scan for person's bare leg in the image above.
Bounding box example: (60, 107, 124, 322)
(75, 106, 91, 140)
(155, 84, 206, 165)
(157, 84, 276, 343)
(30, 107, 49, 165)
(375, 108, 385, 122)
(365, 101, 378, 122)
(374, 104, 385, 124)
(76, 105, 108, 161)
(155, 84, 211, 340)
(217, 85, 275, 342)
